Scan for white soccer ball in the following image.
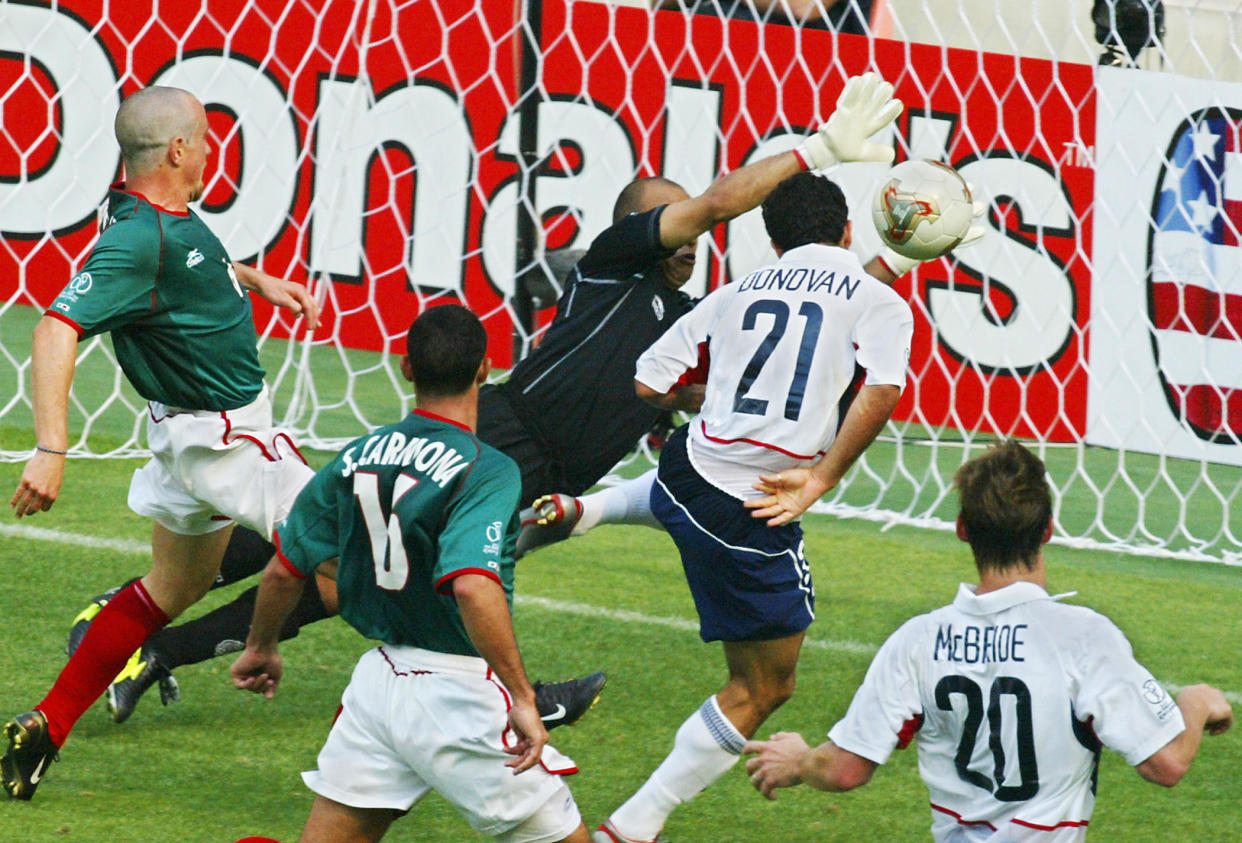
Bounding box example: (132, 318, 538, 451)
(872, 159, 974, 262)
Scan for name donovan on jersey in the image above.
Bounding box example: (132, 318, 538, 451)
(933, 623, 1027, 664)
(338, 431, 469, 488)
(735, 267, 860, 297)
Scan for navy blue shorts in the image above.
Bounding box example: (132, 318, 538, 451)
(650, 427, 815, 643)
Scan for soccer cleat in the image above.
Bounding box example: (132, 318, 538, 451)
(534, 672, 607, 730)
(516, 493, 583, 560)
(106, 646, 180, 724)
(592, 820, 667, 843)
(2, 711, 58, 801)
(65, 579, 137, 657)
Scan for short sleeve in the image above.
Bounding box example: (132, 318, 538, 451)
(827, 618, 925, 765)
(1071, 616, 1186, 766)
(576, 206, 672, 279)
(634, 289, 721, 393)
(852, 286, 914, 388)
(432, 454, 522, 594)
(273, 455, 347, 578)
(47, 221, 161, 337)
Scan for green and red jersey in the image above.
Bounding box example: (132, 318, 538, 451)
(48, 185, 264, 411)
(274, 410, 522, 657)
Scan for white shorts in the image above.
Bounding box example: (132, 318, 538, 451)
(303, 647, 581, 842)
(127, 387, 315, 538)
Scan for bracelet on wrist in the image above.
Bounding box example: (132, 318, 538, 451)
(36, 445, 69, 455)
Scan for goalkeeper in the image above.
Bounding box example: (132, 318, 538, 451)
(62, 72, 915, 725)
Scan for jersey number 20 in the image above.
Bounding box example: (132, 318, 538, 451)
(935, 675, 1039, 801)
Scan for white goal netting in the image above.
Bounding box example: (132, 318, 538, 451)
(3, 0, 1242, 562)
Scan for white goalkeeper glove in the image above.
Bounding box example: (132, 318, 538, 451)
(879, 193, 988, 277)
(795, 72, 903, 170)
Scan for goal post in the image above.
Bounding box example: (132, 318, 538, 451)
(2, 0, 1241, 562)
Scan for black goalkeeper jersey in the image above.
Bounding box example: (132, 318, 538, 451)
(500, 206, 693, 493)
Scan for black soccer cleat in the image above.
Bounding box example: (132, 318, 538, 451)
(106, 646, 180, 724)
(516, 494, 583, 560)
(534, 672, 607, 730)
(65, 578, 139, 657)
(2, 710, 58, 801)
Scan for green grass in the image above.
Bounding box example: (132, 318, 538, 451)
(1, 453, 1240, 842)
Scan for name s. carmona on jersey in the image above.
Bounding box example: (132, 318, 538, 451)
(339, 432, 471, 488)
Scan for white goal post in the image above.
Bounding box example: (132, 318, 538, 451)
(2, 0, 1241, 562)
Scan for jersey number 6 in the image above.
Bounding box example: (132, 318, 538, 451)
(353, 471, 417, 590)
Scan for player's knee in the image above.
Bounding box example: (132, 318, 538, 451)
(748, 674, 796, 717)
(763, 676, 796, 712)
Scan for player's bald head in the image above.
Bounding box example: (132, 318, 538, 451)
(612, 177, 689, 222)
(115, 86, 204, 175)
(953, 441, 1052, 573)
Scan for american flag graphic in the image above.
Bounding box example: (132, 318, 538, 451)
(1149, 108, 1242, 442)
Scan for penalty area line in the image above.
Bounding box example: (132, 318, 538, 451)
(4, 522, 1238, 704)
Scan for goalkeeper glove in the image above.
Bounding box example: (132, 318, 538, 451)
(795, 72, 903, 170)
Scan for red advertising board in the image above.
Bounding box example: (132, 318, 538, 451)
(0, 0, 1094, 441)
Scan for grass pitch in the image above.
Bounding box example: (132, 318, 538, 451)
(1, 452, 1240, 842)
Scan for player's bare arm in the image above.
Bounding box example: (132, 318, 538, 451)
(231, 262, 321, 330)
(230, 554, 309, 698)
(1136, 684, 1233, 787)
(11, 316, 79, 518)
(635, 380, 706, 413)
(746, 383, 901, 525)
(657, 72, 902, 250)
(453, 572, 547, 774)
(743, 732, 877, 799)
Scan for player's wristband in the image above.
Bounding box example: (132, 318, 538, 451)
(36, 445, 68, 455)
(794, 133, 837, 171)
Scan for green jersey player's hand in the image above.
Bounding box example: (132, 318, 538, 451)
(797, 72, 903, 170)
(230, 646, 284, 699)
(232, 262, 321, 331)
(504, 697, 549, 775)
(11, 316, 80, 519)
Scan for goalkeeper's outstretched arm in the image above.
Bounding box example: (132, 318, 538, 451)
(658, 72, 903, 249)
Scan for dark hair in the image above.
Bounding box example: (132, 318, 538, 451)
(612, 177, 682, 222)
(761, 172, 848, 251)
(405, 304, 488, 398)
(953, 441, 1052, 573)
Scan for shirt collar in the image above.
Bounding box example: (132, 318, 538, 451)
(779, 242, 862, 271)
(952, 581, 1076, 616)
(412, 408, 473, 432)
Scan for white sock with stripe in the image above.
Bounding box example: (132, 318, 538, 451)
(574, 468, 660, 535)
(607, 695, 744, 841)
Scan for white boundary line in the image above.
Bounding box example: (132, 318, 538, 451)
(3, 522, 1237, 704)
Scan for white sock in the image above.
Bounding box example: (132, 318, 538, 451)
(608, 696, 744, 841)
(573, 468, 660, 535)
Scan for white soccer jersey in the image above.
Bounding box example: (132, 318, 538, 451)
(827, 582, 1186, 842)
(634, 244, 913, 497)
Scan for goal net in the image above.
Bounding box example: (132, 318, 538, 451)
(2, 0, 1241, 562)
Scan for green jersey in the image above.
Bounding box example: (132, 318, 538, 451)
(275, 410, 522, 656)
(48, 186, 265, 411)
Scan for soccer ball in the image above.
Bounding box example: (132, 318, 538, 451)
(872, 159, 974, 261)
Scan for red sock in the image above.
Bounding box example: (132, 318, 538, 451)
(37, 580, 170, 746)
